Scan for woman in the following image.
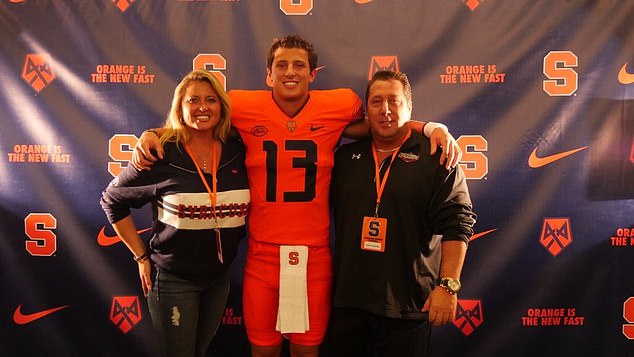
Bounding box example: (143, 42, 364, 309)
(100, 69, 250, 357)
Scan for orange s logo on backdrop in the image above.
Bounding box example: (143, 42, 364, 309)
(108, 134, 138, 177)
(24, 213, 57, 256)
(280, 0, 313, 15)
(623, 297, 634, 339)
(543, 51, 578, 96)
(457, 135, 488, 180)
(193, 54, 227, 90)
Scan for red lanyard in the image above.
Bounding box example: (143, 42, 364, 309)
(370, 131, 411, 217)
(183, 141, 224, 263)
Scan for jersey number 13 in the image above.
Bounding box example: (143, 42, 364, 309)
(263, 140, 316, 202)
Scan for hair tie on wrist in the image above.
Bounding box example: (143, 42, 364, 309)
(134, 252, 149, 262)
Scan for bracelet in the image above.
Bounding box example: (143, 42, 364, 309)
(144, 129, 160, 137)
(133, 252, 149, 263)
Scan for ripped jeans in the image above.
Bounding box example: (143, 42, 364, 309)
(147, 268, 230, 357)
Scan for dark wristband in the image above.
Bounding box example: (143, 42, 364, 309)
(133, 252, 149, 263)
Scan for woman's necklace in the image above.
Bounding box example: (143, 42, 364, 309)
(194, 142, 214, 173)
(202, 157, 209, 172)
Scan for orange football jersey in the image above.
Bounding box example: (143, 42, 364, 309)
(230, 89, 363, 246)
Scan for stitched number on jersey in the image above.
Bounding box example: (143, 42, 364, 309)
(263, 140, 317, 202)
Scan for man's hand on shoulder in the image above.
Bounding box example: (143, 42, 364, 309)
(426, 123, 462, 169)
(342, 118, 370, 139)
(132, 129, 164, 171)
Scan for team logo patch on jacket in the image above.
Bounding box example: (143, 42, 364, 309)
(398, 152, 419, 163)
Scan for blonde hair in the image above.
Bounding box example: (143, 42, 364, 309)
(159, 69, 232, 146)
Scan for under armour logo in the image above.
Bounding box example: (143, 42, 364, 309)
(352, 154, 361, 159)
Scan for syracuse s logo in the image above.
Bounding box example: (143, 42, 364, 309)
(193, 54, 227, 91)
(24, 213, 57, 256)
(288, 251, 300, 265)
(280, 0, 313, 15)
(623, 297, 634, 339)
(108, 134, 138, 177)
(543, 51, 578, 96)
(457, 135, 488, 180)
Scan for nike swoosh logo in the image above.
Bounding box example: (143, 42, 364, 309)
(618, 63, 634, 84)
(355, 0, 374, 3)
(13, 304, 70, 325)
(310, 125, 326, 131)
(97, 226, 152, 247)
(470, 228, 497, 241)
(528, 146, 588, 168)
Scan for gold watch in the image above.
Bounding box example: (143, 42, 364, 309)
(438, 277, 461, 295)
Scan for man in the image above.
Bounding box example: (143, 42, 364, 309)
(132, 36, 461, 357)
(327, 70, 476, 357)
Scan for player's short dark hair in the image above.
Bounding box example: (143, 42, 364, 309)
(266, 34, 318, 72)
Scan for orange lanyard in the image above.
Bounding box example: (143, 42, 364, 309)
(370, 131, 411, 217)
(183, 142, 219, 220)
(184, 141, 224, 263)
